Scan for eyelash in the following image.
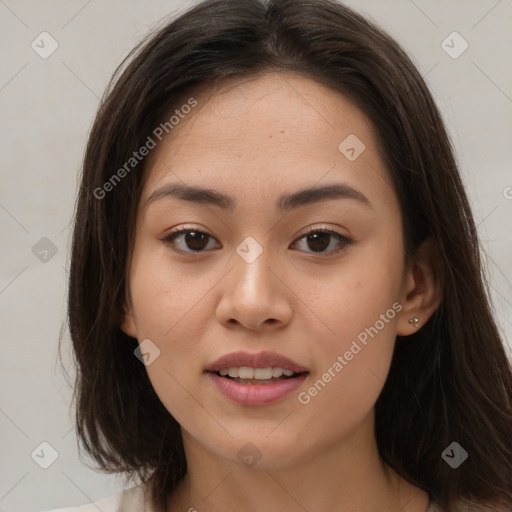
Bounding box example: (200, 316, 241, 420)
(161, 224, 353, 256)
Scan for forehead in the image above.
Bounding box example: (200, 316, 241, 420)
(142, 71, 392, 209)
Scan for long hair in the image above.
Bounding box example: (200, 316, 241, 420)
(62, 0, 512, 510)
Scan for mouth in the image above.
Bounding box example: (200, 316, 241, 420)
(206, 370, 309, 405)
(205, 351, 309, 405)
(210, 366, 308, 384)
(205, 350, 308, 374)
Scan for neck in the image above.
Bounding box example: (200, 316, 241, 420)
(166, 411, 429, 512)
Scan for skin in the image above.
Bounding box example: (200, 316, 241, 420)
(121, 71, 442, 512)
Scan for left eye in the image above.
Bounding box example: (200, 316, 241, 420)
(292, 228, 353, 254)
(162, 227, 353, 255)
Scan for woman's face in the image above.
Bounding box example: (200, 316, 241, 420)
(121, 71, 414, 469)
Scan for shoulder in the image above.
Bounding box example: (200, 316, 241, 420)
(38, 484, 147, 512)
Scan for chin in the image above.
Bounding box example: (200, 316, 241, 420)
(216, 432, 312, 470)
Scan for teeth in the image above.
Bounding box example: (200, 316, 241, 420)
(218, 367, 297, 379)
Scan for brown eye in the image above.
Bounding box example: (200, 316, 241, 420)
(162, 226, 353, 255)
(291, 229, 353, 254)
(163, 229, 220, 252)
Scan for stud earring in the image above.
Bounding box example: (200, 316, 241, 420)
(409, 316, 419, 328)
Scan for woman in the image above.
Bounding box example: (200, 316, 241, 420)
(48, 0, 512, 510)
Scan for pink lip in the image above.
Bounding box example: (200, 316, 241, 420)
(205, 350, 308, 373)
(207, 371, 308, 406)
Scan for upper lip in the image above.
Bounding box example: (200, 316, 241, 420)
(205, 350, 309, 373)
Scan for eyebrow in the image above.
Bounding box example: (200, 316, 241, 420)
(144, 182, 372, 212)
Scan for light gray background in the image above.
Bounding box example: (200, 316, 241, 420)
(1, 0, 511, 511)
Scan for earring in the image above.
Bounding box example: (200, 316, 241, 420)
(409, 316, 419, 328)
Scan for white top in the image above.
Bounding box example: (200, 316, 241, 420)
(38, 485, 487, 512)
(39, 485, 157, 512)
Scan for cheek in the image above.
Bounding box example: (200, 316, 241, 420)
(129, 245, 209, 335)
(127, 248, 218, 420)
(301, 245, 402, 358)
(296, 309, 398, 443)
(296, 235, 402, 417)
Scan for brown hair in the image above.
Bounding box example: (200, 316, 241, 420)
(62, 0, 512, 510)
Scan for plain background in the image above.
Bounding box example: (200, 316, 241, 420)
(0, 0, 511, 510)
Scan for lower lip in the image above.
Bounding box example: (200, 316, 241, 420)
(207, 372, 308, 406)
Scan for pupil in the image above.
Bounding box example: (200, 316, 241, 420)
(186, 231, 208, 250)
(308, 232, 329, 252)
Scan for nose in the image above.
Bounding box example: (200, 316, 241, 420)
(215, 238, 293, 332)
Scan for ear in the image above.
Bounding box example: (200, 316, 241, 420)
(120, 287, 137, 338)
(396, 237, 443, 335)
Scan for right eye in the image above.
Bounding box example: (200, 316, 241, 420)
(162, 227, 221, 253)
